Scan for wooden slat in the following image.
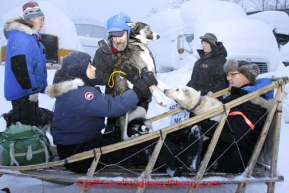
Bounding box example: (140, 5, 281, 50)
(81, 153, 101, 193)
(135, 134, 167, 193)
(0, 169, 283, 184)
(267, 83, 284, 193)
(235, 82, 283, 193)
(187, 109, 229, 193)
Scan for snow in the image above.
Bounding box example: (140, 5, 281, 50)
(280, 43, 289, 62)
(0, 0, 289, 192)
(248, 11, 289, 36)
(180, 0, 248, 32)
(143, 9, 186, 70)
(143, 0, 281, 72)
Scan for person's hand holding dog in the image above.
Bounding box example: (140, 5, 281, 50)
(119, 64, 158, 100)
(133, 67, 158, 100)
(141, 67, 158, 86)
(119, 63, 140, 83)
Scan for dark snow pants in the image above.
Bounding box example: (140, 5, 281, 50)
(11, 95, 39, 126)
(201, 140, 251, 173)
(56, 128, 201, 174)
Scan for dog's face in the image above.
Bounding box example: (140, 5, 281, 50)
(127, 22, 160, 44)
(0, 108, 53, 130)
(164, 86, 201, 110)
(0, 112, 13, 127)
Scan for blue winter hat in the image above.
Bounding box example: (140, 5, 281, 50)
(106, 12, 131, 37)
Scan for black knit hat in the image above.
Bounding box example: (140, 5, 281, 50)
(224, 59, 260, 83)
(61, 51, 91, 80)
(200, 33, 218, 48)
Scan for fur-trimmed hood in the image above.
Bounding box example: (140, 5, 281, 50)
(4, 17, 40, 38)
(46, 78, 84, 98)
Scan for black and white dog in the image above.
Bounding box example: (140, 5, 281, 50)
(113, 22, 168, 141)
(0, 107, 53, 132)
(1, 107, 57, 155)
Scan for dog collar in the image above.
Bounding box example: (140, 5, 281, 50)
(187, 96, 203, 112)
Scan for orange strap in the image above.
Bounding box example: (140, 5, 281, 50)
(228, 111, 255, 130)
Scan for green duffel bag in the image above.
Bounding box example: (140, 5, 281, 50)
(0, 123, 53, 166)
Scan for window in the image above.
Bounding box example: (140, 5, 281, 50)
(75, 24, 107, 39)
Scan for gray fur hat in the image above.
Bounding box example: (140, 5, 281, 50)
(200, 33, 217, 48)
(224, 59, 260, 83)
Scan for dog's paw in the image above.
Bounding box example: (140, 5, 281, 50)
(158, 101, 167, 107)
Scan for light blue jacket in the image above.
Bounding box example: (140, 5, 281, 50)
(242, 78, 274, 99)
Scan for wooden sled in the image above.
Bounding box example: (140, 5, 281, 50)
(0, 77, 288, 193)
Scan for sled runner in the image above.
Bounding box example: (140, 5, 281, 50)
(0, 77, 287, 193)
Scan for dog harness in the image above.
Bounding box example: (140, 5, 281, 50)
(228, 111, 255, 130)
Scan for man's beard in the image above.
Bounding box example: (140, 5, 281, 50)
(113, 40, 128, 52)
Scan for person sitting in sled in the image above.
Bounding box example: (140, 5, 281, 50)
(196, 59, 272, 173)
(46, 51, 158, 173)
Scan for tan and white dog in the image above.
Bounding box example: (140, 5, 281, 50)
(164, 86, 223, 122)
(164, 86, 273, 122)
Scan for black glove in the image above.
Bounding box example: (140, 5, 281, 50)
(119, 63, 140, 83)
(133, 78, 150, 100)
(133, 69, 158, 99)
(141, 67, 158, 87)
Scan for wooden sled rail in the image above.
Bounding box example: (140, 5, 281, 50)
(0, 77, 287, 170)
(0, 84, 273, 168)
(0, 77, 287, 193)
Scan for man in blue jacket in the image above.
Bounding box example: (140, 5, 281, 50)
(4, 2, 47, 126)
